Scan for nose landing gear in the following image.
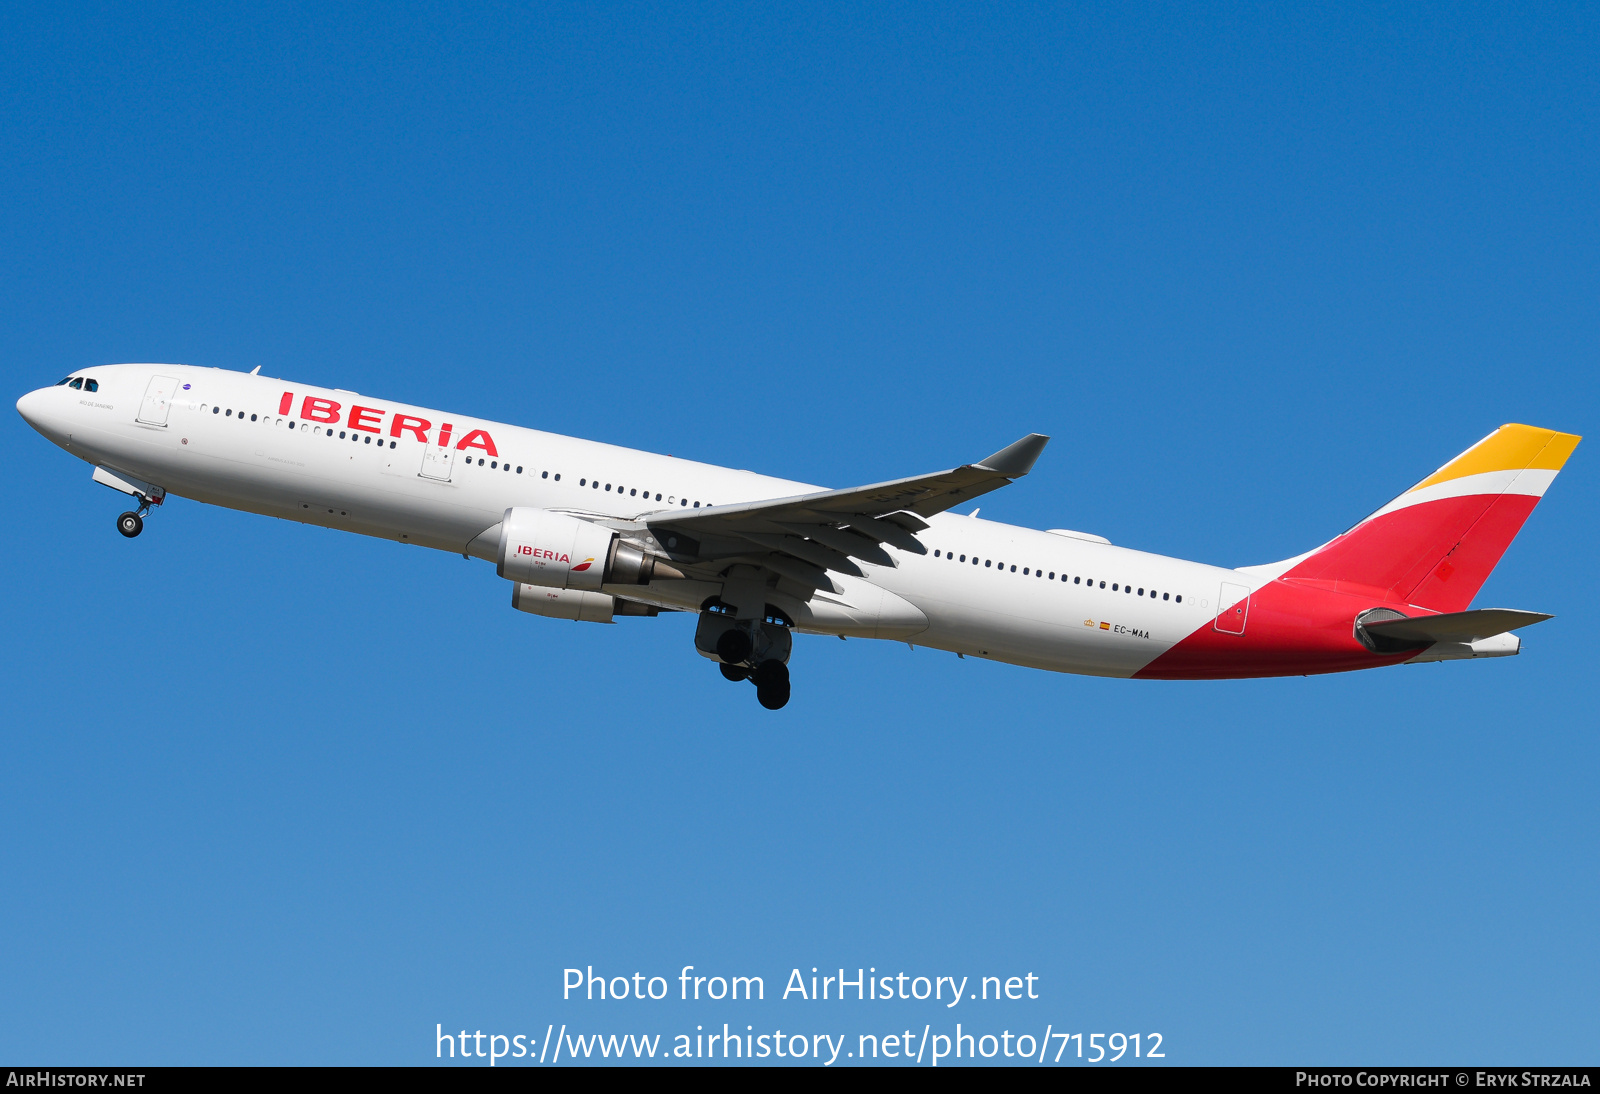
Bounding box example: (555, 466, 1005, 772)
(114, 491, 163, 538)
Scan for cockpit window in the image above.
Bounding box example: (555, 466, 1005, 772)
(84, 379, 98, 392)
(55, 377, 72, 386)
(68, 378, 83, 389)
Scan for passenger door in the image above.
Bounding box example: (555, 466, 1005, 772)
(1214, 582, 1250, 635)
(136, 375, 181, 426)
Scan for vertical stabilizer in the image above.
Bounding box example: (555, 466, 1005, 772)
(1282, 424, 1580, 612)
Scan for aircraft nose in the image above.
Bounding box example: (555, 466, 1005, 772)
(16, 387, 46, 429)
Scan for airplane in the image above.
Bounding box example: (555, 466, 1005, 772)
(16, 364, 1580, 709)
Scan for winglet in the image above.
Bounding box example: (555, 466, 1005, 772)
(976, 433, 1049, 477)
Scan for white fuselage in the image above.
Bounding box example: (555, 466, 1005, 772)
(20, 364, 1250, 677)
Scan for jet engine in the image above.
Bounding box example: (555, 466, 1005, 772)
(496, 507, 681, 591)
(512, 583, 617, 623)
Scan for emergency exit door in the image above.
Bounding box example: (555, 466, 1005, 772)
(136, 375, 180, 426)
(1214, 582, 1250, 635)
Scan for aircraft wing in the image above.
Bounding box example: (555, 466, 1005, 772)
(642, 433, 1049, 587)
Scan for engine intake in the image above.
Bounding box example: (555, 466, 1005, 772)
(496, 507, 682, 590)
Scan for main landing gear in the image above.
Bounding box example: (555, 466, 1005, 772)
(697, 609, 793, 710)
(720, 653, 790, 708)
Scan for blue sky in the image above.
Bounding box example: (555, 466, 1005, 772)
(2, 1, 1595, 1065)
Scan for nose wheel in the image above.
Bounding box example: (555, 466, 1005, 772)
(114, 490, 162, 539)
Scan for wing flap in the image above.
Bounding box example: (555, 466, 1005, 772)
(640, 433, 1047, 588)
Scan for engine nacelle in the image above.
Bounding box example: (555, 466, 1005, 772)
(496, 507, 678, 591)
(513, 583, 616, 623)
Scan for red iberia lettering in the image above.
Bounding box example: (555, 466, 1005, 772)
(348, 405, 384, 433)
(437, 423, 453, 449)
(301, 396, 341, 423)
(279, 392, 293, 415)
(390, 414, 430, 442)
(455, 429, 498, 457)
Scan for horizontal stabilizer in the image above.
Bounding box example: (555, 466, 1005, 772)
(1362, 608, 1552, 645)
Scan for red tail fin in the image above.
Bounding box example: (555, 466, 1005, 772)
(1279, 424, 1580, 612)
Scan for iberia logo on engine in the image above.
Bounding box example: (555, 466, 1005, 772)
(516, 545, 571, 563)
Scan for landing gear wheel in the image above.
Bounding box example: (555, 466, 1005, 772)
(752, 659, 790, 709)
(117, 511, 143, 538)
(719, 663, 750, 682)
(751, 659, 789, 689)
(716, 628, 753, 664)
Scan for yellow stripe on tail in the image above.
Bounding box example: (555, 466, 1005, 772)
(1410, 423, 1582, 492)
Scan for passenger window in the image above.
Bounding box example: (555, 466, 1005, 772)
(1099, 581, 1105, 588)
(250, 413, 256, 420)
(69, 378, 83, 389)
(1112, 584, 1118, 591)
(85, 379, 99, 392)
(693, 501, 700, 508)
(1138, 588, 1144, 595)
(580, 478, 587, 486)
(554, 474, 561, 481)
(540, 471, 547, 478)
(226, 408, 233, 416)
(213, 405, 220, 413)
(985, 560, 991, 568)
(655, 493, 662, 501)
(491, 461, 498, 469)
(1048, 572, 1055, 579)
(630, 488, 637, 496)
(1175, 595, 1182, 603)
(959, 554, 966, 562)
(1010, 565, 1016, 573)
(1163, 592, 1169, 600)
(364, 436, 371, 444)
(339, 430, 346, 438)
